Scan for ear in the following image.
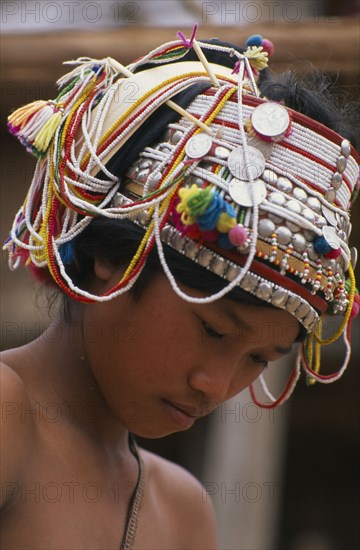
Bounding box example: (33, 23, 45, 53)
(93, 257, 117, 282)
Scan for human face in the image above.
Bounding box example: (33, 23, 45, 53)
(82, 272, 300, 438)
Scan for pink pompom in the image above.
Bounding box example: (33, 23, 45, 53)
(350, 301, 360, 319)
(325, 248, 342, 259)
(228, 225, 248, 246)
(262, 39, 274, 57)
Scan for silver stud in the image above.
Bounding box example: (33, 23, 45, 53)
(286, 200, 302, 214)
(277, 226, 292, 245)
(277, 177, 293, 193)
(286, 221, 301, 232)
(268, 213, 283, 224)
(331, 172, 342, 190)
(227, 146, 266, 180)
(113, 194, 125, 207)
(307, 196, 321, 213)
(324, 189, 336, 203)
(259, 218, 275, 237)
(269, 191, 286, 206)
(263, 169, 278, 185)
(214, 146, 230, 159)
(341, 139, 351, 157)
(336, 155, 347, 173)
(302, 208, 316, 223)
(242, 273, 258, 292)
(293, 188, 308, 202)
(292, 234, 306, 251)
(256, 282, 273, 301)
(271, 289, 288, 307)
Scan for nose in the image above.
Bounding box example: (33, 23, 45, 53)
(188, 363, 235, 406)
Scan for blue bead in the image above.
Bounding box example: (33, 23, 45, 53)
(314, 236, 332, 254)
(59, 242, 74, 265)
(245, 34, 263, 48)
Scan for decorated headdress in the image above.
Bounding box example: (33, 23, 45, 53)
(5, 28, 360, 407)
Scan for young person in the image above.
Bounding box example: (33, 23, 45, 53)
(1, 30, 359, 549)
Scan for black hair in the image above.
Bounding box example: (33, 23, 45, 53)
(60, 41, 359, 340)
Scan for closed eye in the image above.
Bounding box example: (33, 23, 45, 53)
(202, 321, 225, 340)
(250, 354, 268, 368)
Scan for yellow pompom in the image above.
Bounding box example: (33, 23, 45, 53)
(216, 212, 236, 233)
(244, 46, 269, 71)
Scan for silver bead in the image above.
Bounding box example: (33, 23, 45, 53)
(269, 191, 286, 206)
(286, 200, 302, 214)
(197, 248, 213, 268)
(336, 155, 347, 173)
(292, 233, 306, 251)
(302, 208, 316, 223)
(184, 240, 199, 260)
(271, 289, 288, 307)
(277, 226, 292, 245)
(331, 172, 342, 190)
(324, 189, 336, 203)
(242, 273, 258, 292)
(285, 295, 301, 313)
(286, 221, 301, 232)
(341, 139, 351, 157)
(293, 187, 308, 202)
(259, 218, 275, 237)
(256, 282, 273, 301)
(214, 146, 230, 159)
(277, 176, 293, 193)
(307, 196, 321, 212)
(263, 169, 278, 185)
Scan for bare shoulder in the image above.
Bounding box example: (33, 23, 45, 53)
(140, 448, 218, 549)
(0, 360, 35, 508)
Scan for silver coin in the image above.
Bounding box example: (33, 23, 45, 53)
(322, 205, 337, 226)
(324, 189, 336, 203)
(251, 102, 290, 138)
(227, 146, 265, 181)
(228, 178, 267, 207)
(331, 172, 342, 190)
(336, 155, 347, 173)
(185, 134, 213, 159)
(322, 226, 341, 249)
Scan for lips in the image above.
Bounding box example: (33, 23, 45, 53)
(167, 400, 203, 418)
(161, 399, 202, 429)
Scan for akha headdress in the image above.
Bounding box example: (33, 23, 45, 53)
(5, 28, 360, 407)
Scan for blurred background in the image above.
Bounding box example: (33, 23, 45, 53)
(1, 1, 359, 549)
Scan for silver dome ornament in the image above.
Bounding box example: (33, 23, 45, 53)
(286, 200, 302, 214)
(226, 265, 241, 281)
(277, 226, 292, 245)
(292, 233, 306, 251)
(251, 102, 291, 141)
(302, 208, 316, 223)
(259, 218, 275, 237)
(269, 191, 286, 206)
(227, 146, 265, 180)
(293, 187, 308, 202)
(336, 155, 347, 173)
(271, 289, 288, 307)
(286, 221, 301, 232)
(173, 231, 186, 252)
(184, 240, 199, 260)
(331, 172, 342, 190)
(295, 302, 311, 319)
(277, 176, 293, 193)
(307, 196, 321, 213)
(262, 169, 278, 185)
(211, 256, 226, 276)
(341, 139, 351, 157)
(228, 178, 267, 207)
(185, 133, 213, 159)
(268, 213, 284, 224)
(197, 248, 213, 268)
(161, 225, 172, 244)
(285, 295, 302, 313)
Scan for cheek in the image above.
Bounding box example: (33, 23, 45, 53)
(228, 363, 265, 400)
